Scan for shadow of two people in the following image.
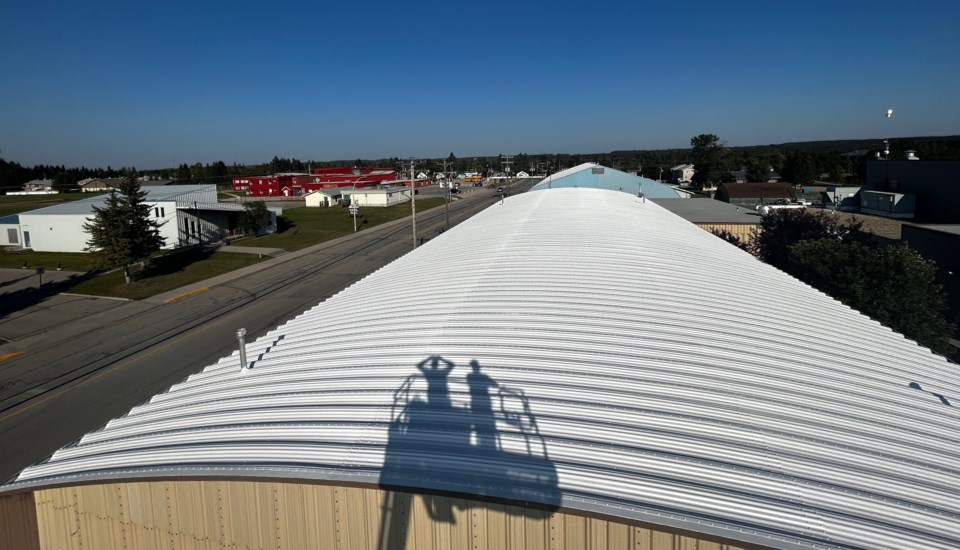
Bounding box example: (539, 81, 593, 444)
(377, 356, 560, 549)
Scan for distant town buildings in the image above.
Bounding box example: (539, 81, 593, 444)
(22, 179, 54, 192)
(231, 167, 422, 198)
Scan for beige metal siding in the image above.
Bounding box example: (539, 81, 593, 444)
(26, 480, 753, 550)
(0, 492, 40, 550)
(695, 222, 757, 244)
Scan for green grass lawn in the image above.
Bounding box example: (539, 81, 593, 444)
(63, 249, 265, 300)
(0, 250, 99, 271)
(245, 197, 445, 251)
(1, 196, 441, 299)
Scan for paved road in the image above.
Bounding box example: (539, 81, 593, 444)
(0, 186, 529, 483)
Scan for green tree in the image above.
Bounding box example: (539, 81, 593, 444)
(176, 163, 192, 180)
(52, 172, 75, 191)
(746, 157, 771, 182)
(190, 162, 204, 181)
(753, 209, 871, 270)
(787, 240, 955, 355)
(781, 151, 818, 184)
(238, 201, 271, 236)
(83, 174, 165, 284)
(690, 134, 725, 187)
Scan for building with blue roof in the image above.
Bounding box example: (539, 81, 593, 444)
(530, 163, 685, 199)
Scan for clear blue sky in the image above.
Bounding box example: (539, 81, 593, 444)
(2, 0, 958, 169)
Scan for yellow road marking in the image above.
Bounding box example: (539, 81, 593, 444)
(164, 287, 209, 304)
(0, 352, 22, 363)
(0, 305, 247, 421)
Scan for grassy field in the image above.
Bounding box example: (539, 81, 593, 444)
(0, 250, 99, 271)
(61, 249, 265, 300)
(245, 197, 445, 251)
(0, 193, 103, 218)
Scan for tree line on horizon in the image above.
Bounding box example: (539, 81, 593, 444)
(3, 135, 960, 193)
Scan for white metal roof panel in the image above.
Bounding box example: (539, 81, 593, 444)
(4, 188, 958, 549)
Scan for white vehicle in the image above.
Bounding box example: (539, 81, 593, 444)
(757, 199, 806, 216)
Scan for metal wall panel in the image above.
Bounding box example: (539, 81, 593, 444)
(27, 480, 750, 550)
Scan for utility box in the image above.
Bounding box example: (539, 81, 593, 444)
(860, 190, 915, 219)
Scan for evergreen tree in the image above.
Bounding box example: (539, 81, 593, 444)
(83, 174, 165, 284)
(690, 134, 725, 187)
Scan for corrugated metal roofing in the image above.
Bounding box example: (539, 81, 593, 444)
(531, 163, 683, 198)
(4, 188, 959, 549)
(18, 185, 216, 216)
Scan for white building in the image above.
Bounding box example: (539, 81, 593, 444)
(342, 187, 411, 207)
(3, 188, 957, 550)
(13, 185, 278, 252)
(0, 215, 22, 247)
(671, 164, 695, 184)
(304, 189, 341, 208)
(22, 179, 54, 192)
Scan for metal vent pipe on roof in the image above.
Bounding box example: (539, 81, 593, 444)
(236, 328, 249, 370)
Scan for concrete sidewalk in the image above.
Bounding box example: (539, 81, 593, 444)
(218, 245, 285, 256)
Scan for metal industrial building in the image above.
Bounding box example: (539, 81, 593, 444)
(530, 163, 685, 198)
(1, 188, 958, 550)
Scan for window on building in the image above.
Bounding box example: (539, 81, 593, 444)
(161, 207, 165, 217)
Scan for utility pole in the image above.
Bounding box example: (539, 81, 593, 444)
(501, 155, 513, 178)
(501, 154, 513, 194)
(410, 158, 417, 249)
(442, 157, 450, 229)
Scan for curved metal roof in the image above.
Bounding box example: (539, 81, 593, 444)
(531, 163, 683, 198)
(5, 188, 959, 549)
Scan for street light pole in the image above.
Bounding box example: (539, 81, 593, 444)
(443, 158, 449, 230)
(410, 158, 417, 249)
(352, 179, 361, 232)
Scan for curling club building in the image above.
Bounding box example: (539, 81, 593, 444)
(1, 186, 958, 550)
